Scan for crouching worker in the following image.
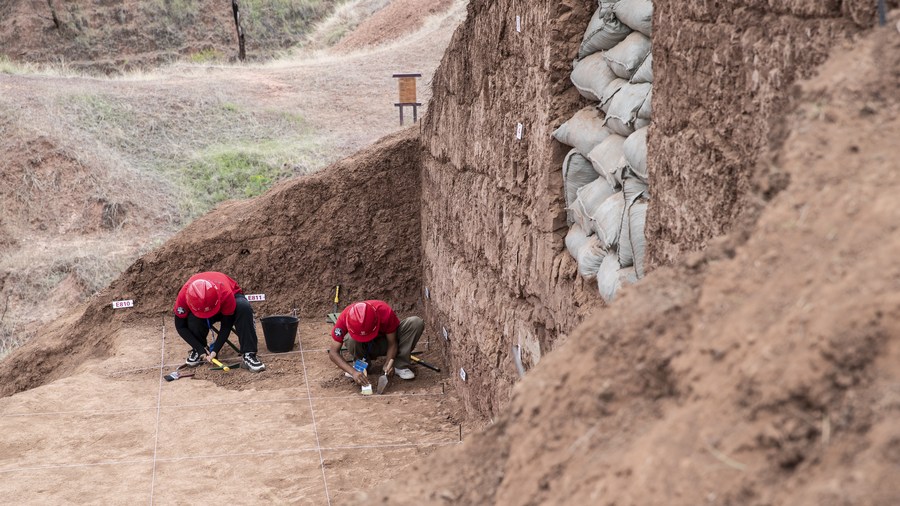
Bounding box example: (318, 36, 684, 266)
(173, 271, 266, 372)
(327, 300, 424, 385)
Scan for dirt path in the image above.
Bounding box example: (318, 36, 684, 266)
(0, 316, 461, 504)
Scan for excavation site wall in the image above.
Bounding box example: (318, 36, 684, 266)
(419, 0, 602, 419)
(421, 0, 881, 419)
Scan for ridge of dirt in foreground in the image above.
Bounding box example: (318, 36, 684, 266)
(365, 23, 900, 505)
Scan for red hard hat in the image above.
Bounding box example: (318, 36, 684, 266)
(186, 279, 221, 318)
(346, 302, 379, 342)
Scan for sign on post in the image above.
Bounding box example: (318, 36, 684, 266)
(392, 73, 423, 126)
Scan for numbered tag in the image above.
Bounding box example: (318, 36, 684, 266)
(442, 327, 449, 341)
(246, 294, 265, 302)
(459, 368, 467, 382)
(516, 15, 521, 33)
(515, 123, 524, 140)
(112, 299, 133, 309)
(424, 287, 430, 299)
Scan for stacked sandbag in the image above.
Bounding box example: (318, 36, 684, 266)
(556, 0, 654, 302)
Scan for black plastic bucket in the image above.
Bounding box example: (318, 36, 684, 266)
(260, 315, 298, 353)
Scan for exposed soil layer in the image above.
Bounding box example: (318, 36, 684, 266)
(368, 19, 900, 504)
(646, 0, 896, 267)
(0, 128, 424, 397)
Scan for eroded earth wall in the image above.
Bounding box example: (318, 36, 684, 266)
(648, 0, 880, 266)
(419, 0, 601, 419)
(422, 0, 885, 419)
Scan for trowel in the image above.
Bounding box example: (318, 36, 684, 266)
(376, 359, 394, 395)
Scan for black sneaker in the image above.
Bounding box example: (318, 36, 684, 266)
(243, 353, 265, 372)
(185, 350, 202, 367)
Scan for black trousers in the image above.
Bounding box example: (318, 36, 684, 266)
(182, 294, 258, 354)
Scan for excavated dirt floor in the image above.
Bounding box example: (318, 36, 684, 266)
(0, 317, 462, 504)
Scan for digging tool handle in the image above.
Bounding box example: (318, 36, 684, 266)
(211, 357, 230, 372)
(410, 355, 440, 372)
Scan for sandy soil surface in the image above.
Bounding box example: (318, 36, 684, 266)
(0, 316, 463, 504)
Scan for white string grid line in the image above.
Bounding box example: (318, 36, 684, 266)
(297, 334, 332, 506)
(0, 390, 447, 419)
(0, 440, 462, 475)
(148, 318, 165, 505)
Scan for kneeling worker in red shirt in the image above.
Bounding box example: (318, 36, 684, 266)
(173, 271, 266, 372)
(327, 300, 424, 386)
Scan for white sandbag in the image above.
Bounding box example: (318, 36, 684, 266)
(630, 52, 653, 84)
(570, 177, 616, 231)
(637, 88, 652, 119)
(587, 134, 626, 188)
(597, 255, 638, 304)
(618, 204, 633, 267)
(597, 254, 621, 302)
(613, 0, 653, 36)
(562, 150, 600, 224)
(623, 176, 649, 204)
(600, 78, 628, 114)
(571, 52, 619, 102)
(604, 82, 652, 136)
(579, 7, 632, 59)
(634, 117, 651, 130)
(565, 223, 591, 260)
(589, 191, 625, 248)
(604, 32, 652, 80)
(553, 106, 611, 157)
(577, 236, 607, 280)
(623, 126, 649, 180)
(629, 200, 648, 278)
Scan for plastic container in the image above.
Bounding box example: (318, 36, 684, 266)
(260, 315, 298, 353)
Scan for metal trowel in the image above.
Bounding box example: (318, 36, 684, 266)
(377, 359, 394, 395)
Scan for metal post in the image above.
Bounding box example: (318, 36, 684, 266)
(399, 106, 404, 126)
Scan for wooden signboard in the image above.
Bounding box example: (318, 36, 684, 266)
(392, 73, 422, 125)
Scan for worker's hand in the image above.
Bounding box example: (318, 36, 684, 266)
(384, 364, 394, 377)
(208, 351, 217, 362)
(352, 370, 370, 387)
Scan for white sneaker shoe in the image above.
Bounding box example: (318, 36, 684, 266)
(395, 367, 415, 380)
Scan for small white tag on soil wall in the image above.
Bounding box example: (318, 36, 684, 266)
(459, 367, 467, 382)
(246, 294, 265, 302)
(516, 122, 524, 140)
(112, 299, 133, 309)
(516, 15, 521, 33)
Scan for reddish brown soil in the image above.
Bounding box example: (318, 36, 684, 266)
(336, 0, 456, 50)
(367, 21, 900, 504)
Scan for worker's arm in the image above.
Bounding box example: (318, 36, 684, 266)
(327, 339, 369, 386)
(384, 332, 398, 376)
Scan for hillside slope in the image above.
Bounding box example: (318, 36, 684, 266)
(369, 21, 900, 505)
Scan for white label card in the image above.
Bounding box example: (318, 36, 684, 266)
(246, 294, 266, 302)
(516, 123, 524, 140)
(516, 15, 521, 32)
(112, 299, 133, 309)
(442, 327, 449, 340)
(425, 287, 430, 299)
(460, 368, 467, 382)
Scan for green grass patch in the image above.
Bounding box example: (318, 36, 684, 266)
(175, 138, 324, 219)
(189, 48, 224, 63)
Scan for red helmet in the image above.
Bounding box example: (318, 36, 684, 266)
(186, 279, 221, 318)
(346, 302, 379, 342)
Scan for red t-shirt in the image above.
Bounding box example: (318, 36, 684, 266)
(331, 300, 401, 343)
(173, 272, 241, 318)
